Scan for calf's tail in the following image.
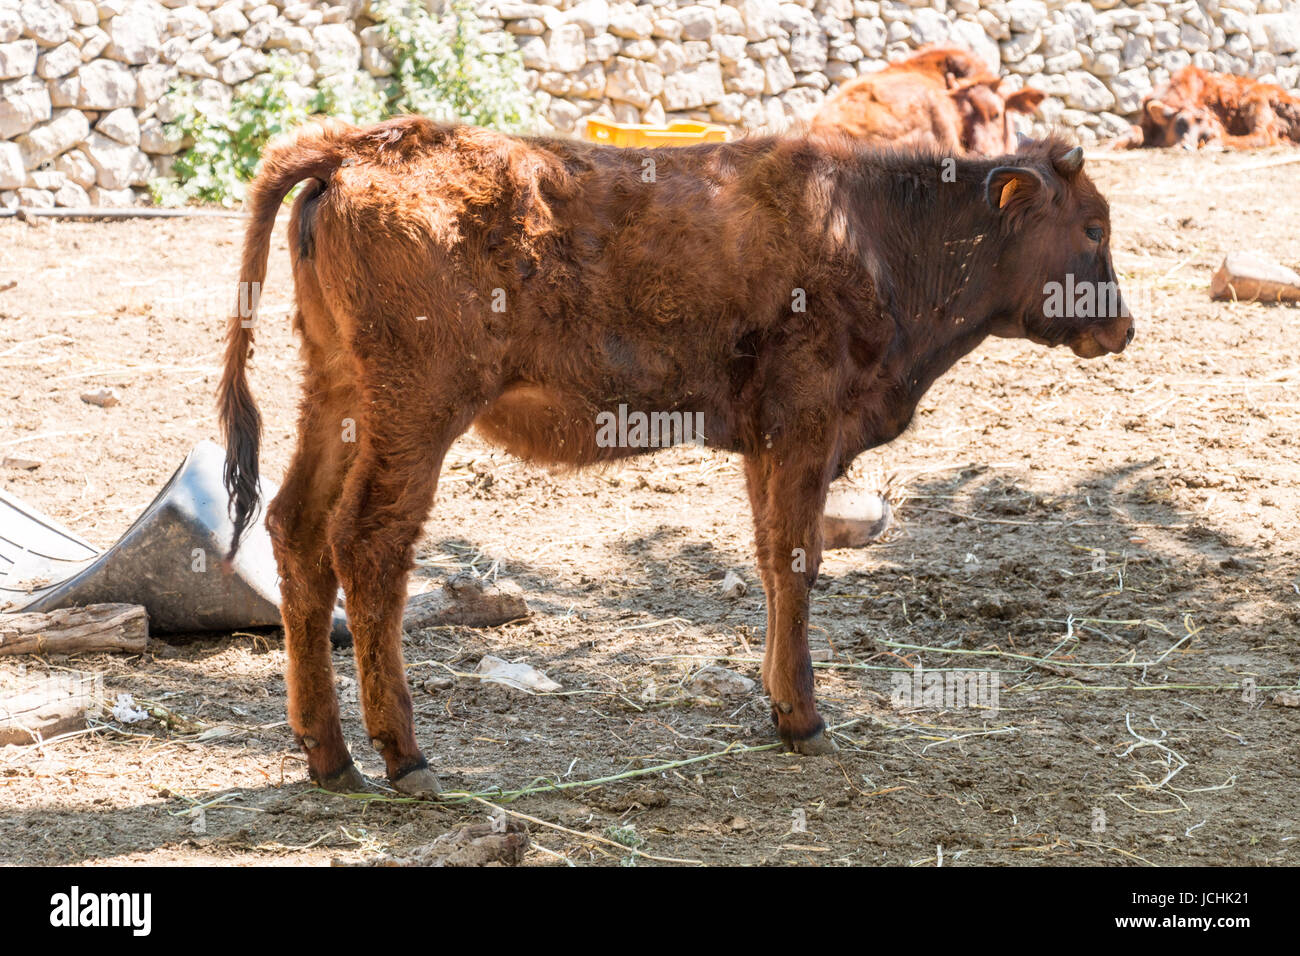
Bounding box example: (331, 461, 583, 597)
(218, 123, 348, 561)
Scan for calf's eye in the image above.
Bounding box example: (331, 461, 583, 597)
(1085, 226, 1103, 242)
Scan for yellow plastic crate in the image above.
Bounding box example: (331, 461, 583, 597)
(584, 118, 731, 148)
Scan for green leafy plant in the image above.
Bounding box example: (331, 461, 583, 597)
(604, 824, 644, 866)
(374, 0, 537, 131)
(154, 0, 539, 206)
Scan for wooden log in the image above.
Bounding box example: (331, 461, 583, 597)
(0, 674, 100, 746)
(0, 603, 148, 657)
(0, 455, 41, 470)
(404, 575, 531, 630)
(1210, 252, 1300, 303)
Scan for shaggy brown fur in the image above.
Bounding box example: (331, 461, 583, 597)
(810, 46, 1045, 155)
(220, 117, 1133, 794)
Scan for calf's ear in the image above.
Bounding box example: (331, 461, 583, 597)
(985, 166, 1043, 212)
(1005, 88, 1046, 114)
(1146, 99, 1176, 122)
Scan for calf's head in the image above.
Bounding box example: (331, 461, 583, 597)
(982, 144, 1134, 358)
(1144, 100, 1220, 149)
(952, 79, 1046, 155)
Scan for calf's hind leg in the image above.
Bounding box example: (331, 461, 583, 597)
(266, 373, 359, 790)
(743, 457, 778, 676)
(328, 406, 477, 797)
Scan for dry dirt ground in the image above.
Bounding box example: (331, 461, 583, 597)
(1, 147, 1298, 867)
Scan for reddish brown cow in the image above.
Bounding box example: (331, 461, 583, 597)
(1125, 66, 1300, 149)
(811, 47, 1045, 155)
(220, 118, 1132, 795)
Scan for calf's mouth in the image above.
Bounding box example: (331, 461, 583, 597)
(1069, 317, 1135, 358)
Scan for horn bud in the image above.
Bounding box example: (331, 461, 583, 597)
(1055, 145, 1084, 176)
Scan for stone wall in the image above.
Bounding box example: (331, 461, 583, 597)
(507, 0, 1300, 138)
(1, 0, 1298, 209)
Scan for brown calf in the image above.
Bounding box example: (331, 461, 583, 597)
(1127, 66, 1300, 149)
(220, 118, 1132, 796)
(810, 47, 1045, 155)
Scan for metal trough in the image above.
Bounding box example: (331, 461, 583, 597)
(0, 441, 349, 643)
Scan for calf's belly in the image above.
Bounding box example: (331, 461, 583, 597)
(473, 381, 732, 467)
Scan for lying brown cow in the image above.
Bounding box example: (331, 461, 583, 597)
(811, 46, 1045, 155)
(1121, 66, 1300, 149)
(220, 118, 1132, 795)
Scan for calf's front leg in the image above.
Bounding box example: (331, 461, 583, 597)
(746, 449, 837, 754)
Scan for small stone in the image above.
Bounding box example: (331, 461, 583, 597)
(505, 17, 543, 35)
(311, 22, 360, 75)
(135, 62, 175, 107)
(80, 386, 120, 407)
(474, 655, 561, 694)
(0, 141, 25, 188)
(139, 116, 182, 155)
(1064, 69, 1115, 110)
(677, 5, 717, 41)
(688, 665, 756, 699)
(104, 5, 162, 64)
(95, 105, 138, 145)
(74, 58, 137, 109)
(909, 7, 949, 45)
(54, 147, 94, 187)
(720, 569, 747, 598)
(609, 10, 652, 40)
(360, 44, 391, 76)
(83, 130, 151, 189)
(78, 26, 109, 61)
(210, 2, 248, 38)
(547, 22, 586, 72)
(0, 75, 50, 138)
(174, 50, 217, 78)
(35, 39, 78, 77)
(822, 486, 893, 549)
(1251, 13, 1299, 55)
(0, 9, 20, 44)
(53, 180, 88, 206)
(1, 454, 42, 470)
(652, 16, 682, 41)
(20, 0, 73, 46)
(24, 168, 63, 190)
(88, 184, 136, 207)
(16, 106, 88, 166)
(0, 38, 37, 78)
(1007, 0, 1048, 33)
(556, 0, 609, 38)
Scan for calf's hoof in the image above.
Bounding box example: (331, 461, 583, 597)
(772, 704, 837, 755)
(392, 766, 441, 799)
(316, 761, 370, 794)
(788, 729, 837, 755)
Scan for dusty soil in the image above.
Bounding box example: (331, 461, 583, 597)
(1, 147, 1298, 867)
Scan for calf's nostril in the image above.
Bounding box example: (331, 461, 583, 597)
(1125, 326, 1135, 345)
